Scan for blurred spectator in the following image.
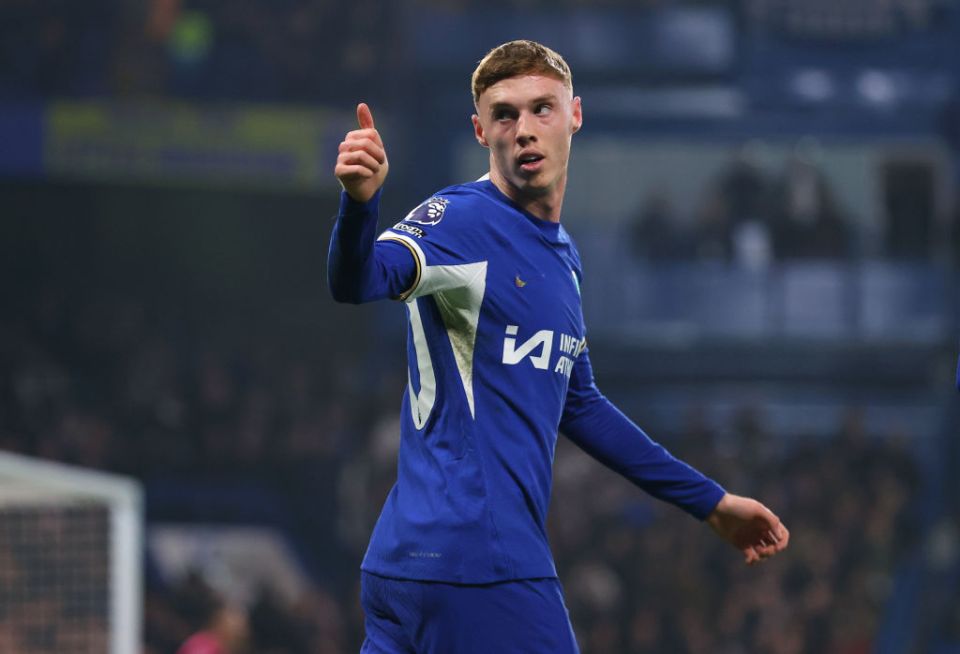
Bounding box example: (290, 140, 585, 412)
(716, 145, 775, 270)
(691, 188, 734, 261)
(176, 601, 249, 654)
(628, 190, 686, 261)
(770, 152, 853, 259)
(716, 144, 772, 229)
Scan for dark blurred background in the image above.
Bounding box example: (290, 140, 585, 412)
(1, 1, 960, 653)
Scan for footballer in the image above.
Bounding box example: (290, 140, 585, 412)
(329, 40, 789, 653)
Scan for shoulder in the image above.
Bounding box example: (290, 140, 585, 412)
(404, 181, 499, 222)
(387, 181, 501, 241)
(378, 181, 504, 269)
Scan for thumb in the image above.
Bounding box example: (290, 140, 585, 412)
(357, 102, 375, 130)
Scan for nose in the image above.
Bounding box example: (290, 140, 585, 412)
(515, 110, 537, 145)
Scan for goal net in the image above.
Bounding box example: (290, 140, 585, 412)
(0, 451, 143, 654)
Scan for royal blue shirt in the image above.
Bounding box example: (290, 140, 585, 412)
(328, 179, 725, 583)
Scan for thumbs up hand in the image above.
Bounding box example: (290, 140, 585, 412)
(335, 102, 389, 203)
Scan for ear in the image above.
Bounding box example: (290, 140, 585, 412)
(571, 96, 583, 134)
(472, 114, 489, 148)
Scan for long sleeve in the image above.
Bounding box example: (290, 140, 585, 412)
(559, 349, 725, 520)
(327, 190, 418, 303)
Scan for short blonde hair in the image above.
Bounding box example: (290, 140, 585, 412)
(471, 40, 573, 105)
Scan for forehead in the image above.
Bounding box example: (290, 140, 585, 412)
(478, 74, 571, 107)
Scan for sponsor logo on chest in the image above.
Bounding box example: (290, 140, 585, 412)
(501, 325, 585, 378)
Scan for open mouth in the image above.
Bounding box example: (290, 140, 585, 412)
(517, 152, 545, 172)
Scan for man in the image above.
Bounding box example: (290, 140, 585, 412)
(329, 40, 789, 653)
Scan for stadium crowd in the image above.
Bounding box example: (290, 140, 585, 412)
(0, 0, 392, 102)
(628, 147, 960, 266)
(4, 0, 946, 104)
(1, 277, 924, 652)
(548, 407, 920, 654)
(629, 151, 854, 265)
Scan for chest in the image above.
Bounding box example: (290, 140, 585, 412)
(477, 228, 584, 376)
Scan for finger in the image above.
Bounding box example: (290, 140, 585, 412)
(756, 542, 778, 558)
(339, 138, 386, 164)
(335, 164, 375, 180)
(343, 128, 384, 151)
(756, 507, 784, 535)
(338, 149, 382, 172)
(763, 523, 788, 548)
(758, 530, 790, 558)
(357, 102, 375, 130)
(775, 525, 790, 550)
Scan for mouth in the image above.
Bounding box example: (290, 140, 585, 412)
(517, 151, 545, 173)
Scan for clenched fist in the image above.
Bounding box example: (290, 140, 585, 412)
(335, 102, 388, 203)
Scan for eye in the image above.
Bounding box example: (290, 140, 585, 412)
(493, 107, 517, 121)
(534, 103, 552, 116)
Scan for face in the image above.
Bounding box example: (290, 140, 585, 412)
(472, 74, 582, 203)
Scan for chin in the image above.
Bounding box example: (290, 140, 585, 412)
(513, 170, 545, 186)
(520, 177, 552, 194)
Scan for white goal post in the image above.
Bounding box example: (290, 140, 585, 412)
(0, 450, 143, 654)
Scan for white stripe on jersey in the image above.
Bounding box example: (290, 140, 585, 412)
(406, 298, 436, 429)
(380, 232, 487, 422)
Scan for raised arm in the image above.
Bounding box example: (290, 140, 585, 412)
(328, 103, 416, 304)
(560, 350, 788, 564)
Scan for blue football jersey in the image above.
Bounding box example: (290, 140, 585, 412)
(329, 178, 725, 584)
(364, 179, 586, 582)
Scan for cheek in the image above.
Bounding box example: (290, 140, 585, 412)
(488, 124, 513, 145)
(551, 131, 572, 156)
(490, 137, 513, 159)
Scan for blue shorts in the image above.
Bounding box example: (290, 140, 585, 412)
(359, 571, 580, 654)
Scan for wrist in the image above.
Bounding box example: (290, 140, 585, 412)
(706, 492, 731, 524)
(339, 188, 382, 218)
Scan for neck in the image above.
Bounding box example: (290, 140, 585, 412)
(488, 168, 565, 223)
